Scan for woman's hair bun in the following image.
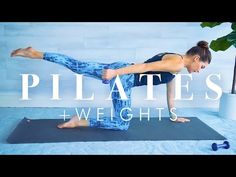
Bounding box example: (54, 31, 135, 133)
(197, 40, 209, 49)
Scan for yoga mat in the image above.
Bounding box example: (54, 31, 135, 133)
(7, 117, 226, 143)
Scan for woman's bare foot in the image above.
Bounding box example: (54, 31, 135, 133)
(10, 47, 43, 59)
(57, 116, 80, 129)
(57, 115, 89, 129)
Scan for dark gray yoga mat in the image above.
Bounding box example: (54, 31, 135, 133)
(7, 117, 226, 143)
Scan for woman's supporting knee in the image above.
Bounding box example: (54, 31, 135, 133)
(113, 121, 130, 131)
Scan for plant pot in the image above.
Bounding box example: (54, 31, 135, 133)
(219, 92, 236, 119)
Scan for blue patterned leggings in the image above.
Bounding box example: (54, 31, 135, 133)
(43, 52, 135, 130)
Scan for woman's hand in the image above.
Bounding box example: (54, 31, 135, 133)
(170, 117, 190, 123)
(102, 69, 117, 81)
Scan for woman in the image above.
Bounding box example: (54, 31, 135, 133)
(10, 40, 211, 130)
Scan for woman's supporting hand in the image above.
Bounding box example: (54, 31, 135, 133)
(170, 117, 190, 123)
(102, 69, 117, 81)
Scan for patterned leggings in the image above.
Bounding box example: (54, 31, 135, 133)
(43, 52, 135, 130)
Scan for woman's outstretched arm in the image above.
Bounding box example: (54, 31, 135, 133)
(102, 55, 184, 80)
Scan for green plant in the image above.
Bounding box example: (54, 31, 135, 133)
(201, 22, 236, 94)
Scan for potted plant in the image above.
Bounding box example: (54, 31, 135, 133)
(201, 22, 236, 119)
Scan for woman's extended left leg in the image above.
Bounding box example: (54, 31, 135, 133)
(11, 47, 108, 80)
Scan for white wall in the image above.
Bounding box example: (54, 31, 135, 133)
(0, 22, 235, 108)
